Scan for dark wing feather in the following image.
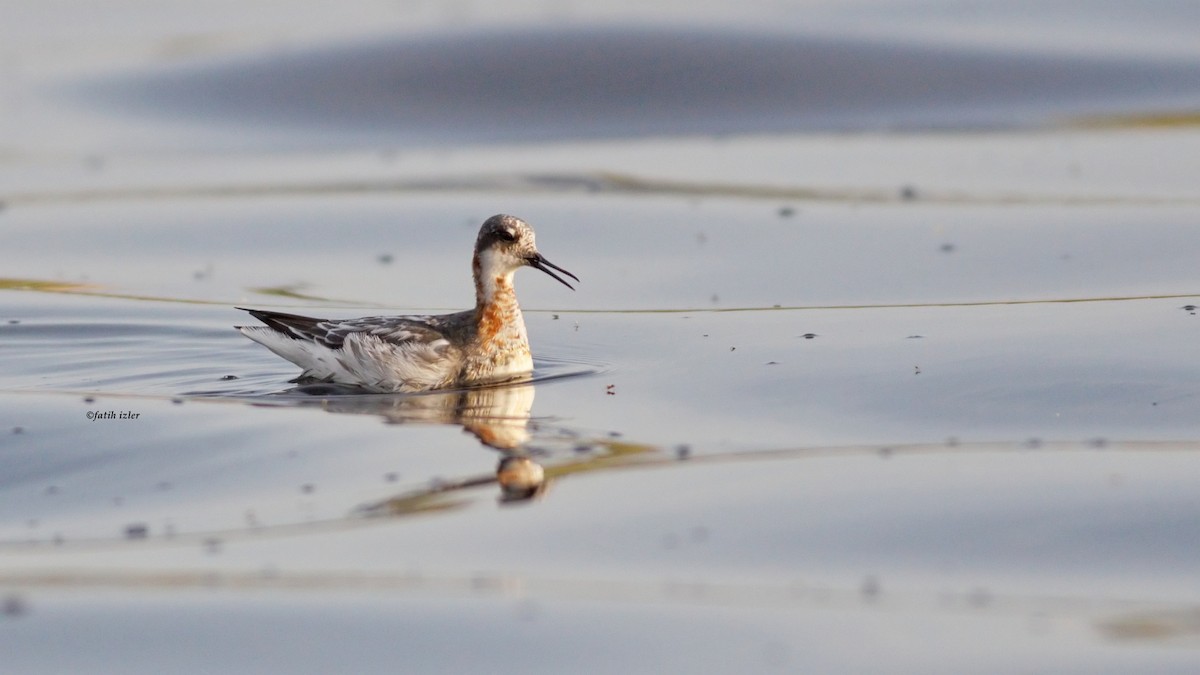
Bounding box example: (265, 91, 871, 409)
(237, 308, 344, 348)
(237, 307, 452, 351)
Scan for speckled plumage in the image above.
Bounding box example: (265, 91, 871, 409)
(236, 214, 577, 393)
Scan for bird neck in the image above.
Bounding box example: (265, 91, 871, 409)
(472, 256, 526, 346)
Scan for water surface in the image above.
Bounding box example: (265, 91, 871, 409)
(3, 2, 1200, 672)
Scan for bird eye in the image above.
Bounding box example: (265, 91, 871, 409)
(496, 229, 517, 242)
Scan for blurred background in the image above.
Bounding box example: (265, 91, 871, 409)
(3, 1, 1200, 672)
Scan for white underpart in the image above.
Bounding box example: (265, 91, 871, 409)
(237, 327, 455, 392)
(482, 340, 533, 381)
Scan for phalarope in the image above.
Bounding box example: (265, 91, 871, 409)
(236, 214, 577, 393)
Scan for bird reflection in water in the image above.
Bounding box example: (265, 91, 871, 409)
(291, 377, 548, 503)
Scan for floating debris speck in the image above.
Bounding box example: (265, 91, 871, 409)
(2, 595, 29, 618)
(860, 575, 881, 601)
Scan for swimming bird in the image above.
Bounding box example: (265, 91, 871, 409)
(236, 214, 577, 393)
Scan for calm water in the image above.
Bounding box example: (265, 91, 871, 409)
(3, 1, 1200, 672)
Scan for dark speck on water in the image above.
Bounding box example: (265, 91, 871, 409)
(220, 374, 238, 380)
(7, 319, 18, 325)
(124, 523, 149, 540)
(11, 426, 23, 434)
(83, 396, 94, 404)
(939, 243, 957, 253)
(860, 575, 882, 601)
(800, 333, 817, 339)
(968, 587, 994, 608)
(377, 253, 394, 265)
(778, 206, 795, 217)
(2, 595, 29, 618)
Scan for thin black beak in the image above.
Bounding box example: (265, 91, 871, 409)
(527, 253, 579, 290)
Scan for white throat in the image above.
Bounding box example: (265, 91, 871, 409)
(474, 249, 522, 306)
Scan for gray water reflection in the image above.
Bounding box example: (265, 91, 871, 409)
(70, 26, 1200, 148)
(278, 380, 550, 502)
